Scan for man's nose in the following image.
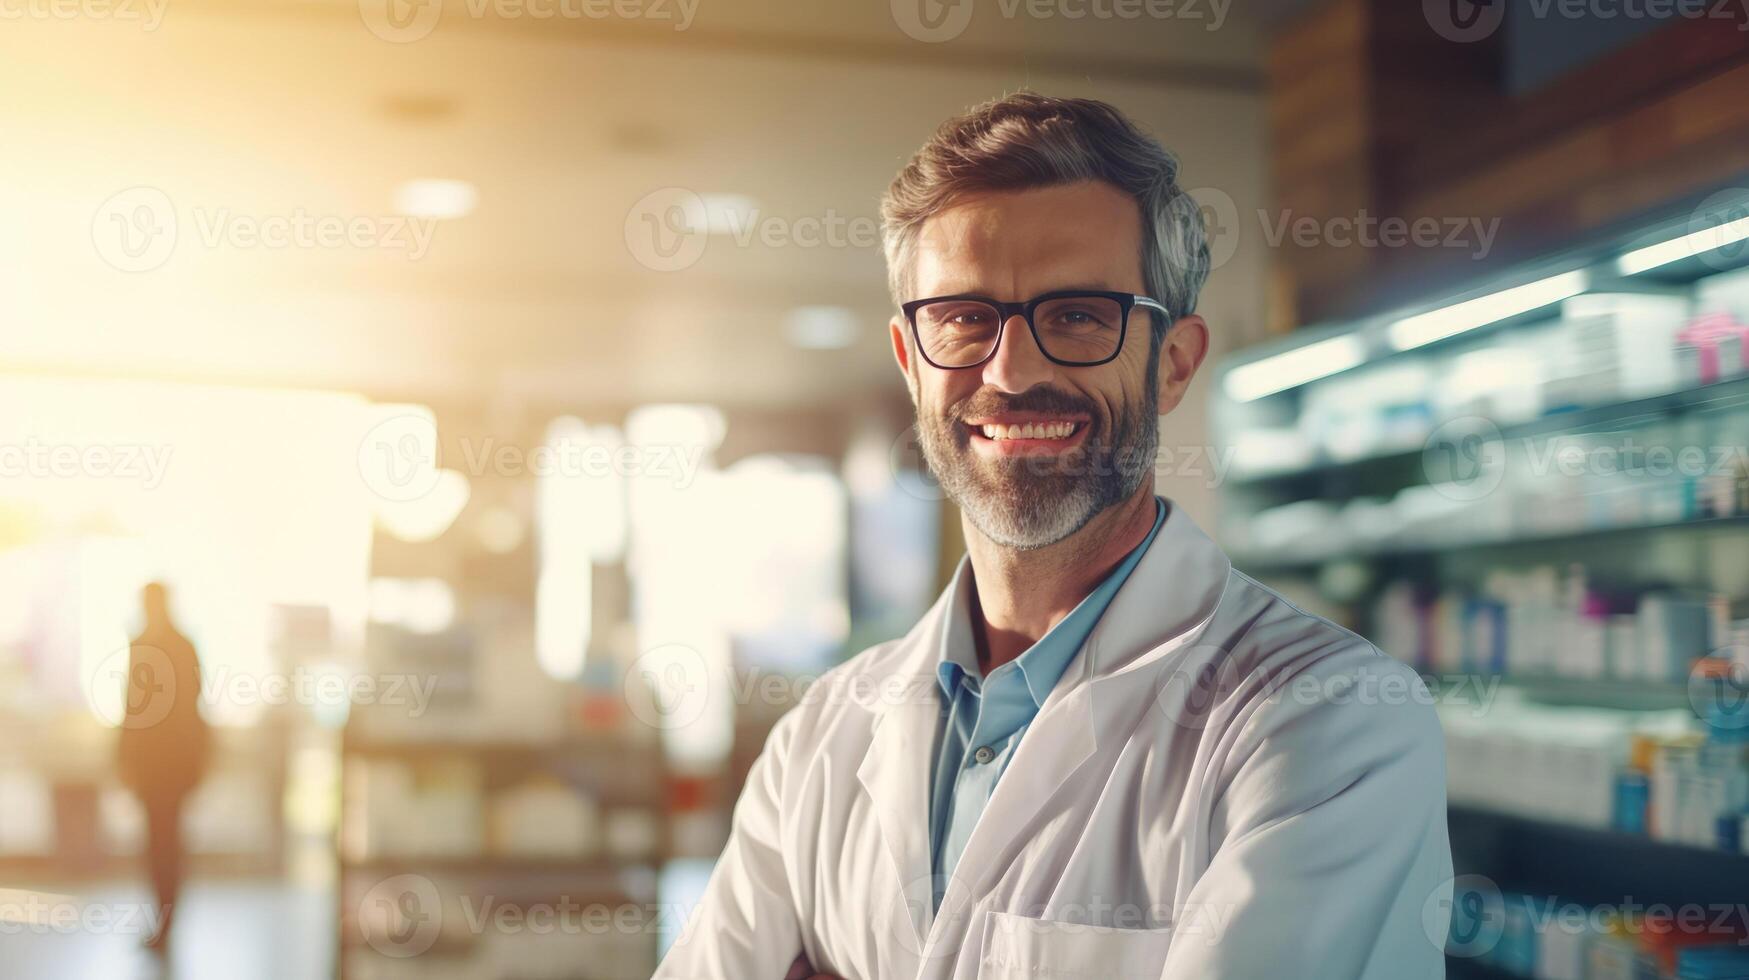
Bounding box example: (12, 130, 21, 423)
(981, 314, 1055, 393)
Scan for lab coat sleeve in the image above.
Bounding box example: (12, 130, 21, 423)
(1160, 653, 1453, 980)
(654, 710, 806, 980)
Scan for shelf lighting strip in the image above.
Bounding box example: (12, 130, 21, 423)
(1223, 334, 1368, 403)
(1387, 270, 1590, 352)
(1220, 201, 1749, 402)
(1617, 210, 1749, 275)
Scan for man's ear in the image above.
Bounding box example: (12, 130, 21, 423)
(890, 316, 924, 402)
(890, 315, 921, 401)
(889, 315, 911, 375)
(1155, 314, 1209, 415)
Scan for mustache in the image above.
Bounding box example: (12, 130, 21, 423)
(951, 386, 1099, 425)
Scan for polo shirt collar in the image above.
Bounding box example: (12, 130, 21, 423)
(933, 497, 1167, 705)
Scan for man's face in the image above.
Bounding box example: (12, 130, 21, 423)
(890, 180, 1174, 550)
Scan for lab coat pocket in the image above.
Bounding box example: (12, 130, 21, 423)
(976, 910, 1173, 979)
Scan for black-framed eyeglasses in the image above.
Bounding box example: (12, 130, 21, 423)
(900, 290, 1170, 370)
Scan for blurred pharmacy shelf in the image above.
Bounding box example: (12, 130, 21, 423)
(336, 727, 672, 980)
(1229, 373, 1749, 490)
(1447, 960, 1521, 980)
(1444, 806, 1749, 980)
(1224, 371, 1749, 572)
(1214, 187, 1749, 978)
(1233, 513, 1749, 573)
(1494, 675, 1693, 713)
(1423, 673, 1695, 713)
(1214, 190, 1749, 577)
(0, 721, 292, 883)
(342, 855, 637, 876)
(1449, 804, 1749, 907)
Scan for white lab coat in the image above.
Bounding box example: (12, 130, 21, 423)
(656, 502, 1453, 979)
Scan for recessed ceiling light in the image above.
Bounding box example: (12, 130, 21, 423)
(785, 306, 859, 350)
(394, 178, 477, 220)
(698, 194, 757, 236)
(380, 95, 458, 123)
(625, 404, 726, 453)
(607, 121, 671, 154)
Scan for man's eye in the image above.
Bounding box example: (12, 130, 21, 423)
(1050, 309, 1112, 329)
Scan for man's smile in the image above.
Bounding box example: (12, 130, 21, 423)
(961, 411, 1091, 456)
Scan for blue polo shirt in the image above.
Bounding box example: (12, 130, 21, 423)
(928, 498, 1166, 909)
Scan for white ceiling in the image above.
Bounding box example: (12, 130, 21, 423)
(0, 0, 1274, 415)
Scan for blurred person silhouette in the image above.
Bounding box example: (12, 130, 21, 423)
(116, 581, 210, 953)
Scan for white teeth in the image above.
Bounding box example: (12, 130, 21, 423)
(978, 421, 1078, 441)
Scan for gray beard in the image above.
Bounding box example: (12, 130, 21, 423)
(917, 391, 1159, 551)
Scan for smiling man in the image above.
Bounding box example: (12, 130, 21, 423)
(655, 92, 1452, 980)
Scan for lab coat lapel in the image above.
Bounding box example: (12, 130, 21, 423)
(856, 582, 954, 950)
(1079, 501, 1232, 679)
(928, 502, 1232, 924)
(930, 674, 1099, 934)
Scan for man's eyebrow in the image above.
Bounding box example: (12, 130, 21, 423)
(1041, 283, 1123, 294)
(922, 282, 1124, 298)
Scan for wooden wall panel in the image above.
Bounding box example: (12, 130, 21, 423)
(1267, 0, 1749, 326)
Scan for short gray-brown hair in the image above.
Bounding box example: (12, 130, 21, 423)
(880, 92, 1209, 343)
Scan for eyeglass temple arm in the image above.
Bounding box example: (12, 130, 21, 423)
(1134, 296, 1172, 319)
